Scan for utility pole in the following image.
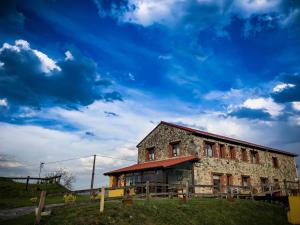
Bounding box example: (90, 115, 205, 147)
(90, 155, 96, 192)
(38, 162, 44, 184)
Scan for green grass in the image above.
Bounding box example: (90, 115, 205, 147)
(2, 198, 290, 225)
(0, 178, 69, 209)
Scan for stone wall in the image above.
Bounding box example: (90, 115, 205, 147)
(137, 123, 198, 163)
(137, 123, 298, 193)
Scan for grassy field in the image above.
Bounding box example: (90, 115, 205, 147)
(0, 178, 70, 209)
(1, 198, 290, 225)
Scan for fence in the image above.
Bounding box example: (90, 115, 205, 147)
(15, 179, 300, 224)
(0, 175, 62, 190)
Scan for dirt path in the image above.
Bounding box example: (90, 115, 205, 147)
(0, 203, 64, 220)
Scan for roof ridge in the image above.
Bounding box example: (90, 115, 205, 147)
(160, 121, 297, 157)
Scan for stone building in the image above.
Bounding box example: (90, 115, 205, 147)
(104, 121, 298, 194)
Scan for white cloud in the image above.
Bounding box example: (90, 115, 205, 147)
(0, 98, 8, 107)
(33, 49, 61, 73)
(273, 83, 296, 93)
(0, 39, 61, 73)
(64, 50, 74, 61)
(122, 0, 182, 26)
(292, 102, 300, 111)
(231, 0, 281, 18)
(128, 72, 135, 81)
(15, 39, 30, 49)
(242, 97, 284, 117)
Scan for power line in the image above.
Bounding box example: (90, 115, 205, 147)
(8, 153, 136, 170)
(43, 155, 93, 165)
(95, 154, 136, 162)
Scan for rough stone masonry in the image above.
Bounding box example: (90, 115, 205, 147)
(137, 122, 298, 194)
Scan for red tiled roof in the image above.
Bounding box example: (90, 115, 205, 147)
(137, 121, 297, 157)
(104, 155, 198, 175)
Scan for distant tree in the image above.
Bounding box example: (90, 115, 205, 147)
(47, 168, 76, 189)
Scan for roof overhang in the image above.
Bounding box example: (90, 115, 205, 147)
(104, 155, 199, 176)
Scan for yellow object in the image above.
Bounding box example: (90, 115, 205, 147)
(107, 175, 136, 197)
(108, 188, 124, 198)
(90, 192, 102, 200)
(63, 194, 76, 203)
(30, 197, 38, 203)
(288, 196, 300, 224)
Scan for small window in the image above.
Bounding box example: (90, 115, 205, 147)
(170, 142, 180, 157)
(241, 148, 247, 162)
(205, 142, 213, 157)
(213, 174, 221, 192)
(250, 151, 258, 164)
(260, 177, 269, 192)
(242, 175, 250, 187)
(147, 147, 155, 161)
(229, 146, 235, 159)
(272, 157, 279, 168)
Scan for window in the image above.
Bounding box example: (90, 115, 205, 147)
(147, 147, 155, 161)
(272, 157, 279, 168)
(242, 175, 250, 187)
(241, 148, 248, 162)
(170, 142, 180, 157)
(250, 151, 259, 164)
(205, 142, 213, 157)
(229, 146, 235, 159)
(213, 174, 221, 192)
(219, 144, 225, 158)
(260, 177, 269, 192)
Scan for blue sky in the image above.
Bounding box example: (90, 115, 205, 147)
(0, 0, 300, 188)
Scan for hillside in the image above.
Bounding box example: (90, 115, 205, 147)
(1, 198, 290, 225)
(0, 178, 69, 209)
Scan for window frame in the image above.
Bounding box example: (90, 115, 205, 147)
(272, 157, 279, 168)
(205, 142, 214, 157)
(147, 147, 155, 161)
(250, 151, 258, 164)
(241, 175, 250, 188)
(170, 142, 180, 157)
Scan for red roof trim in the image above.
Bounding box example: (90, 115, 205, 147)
(104, 155, 198, 175)
(159, 121, 297, 157)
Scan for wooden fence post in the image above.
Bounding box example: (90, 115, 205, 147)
(146, 181, 150, 201)
(26, 176, 30, 191)
(35, 190, 46, 225)
(100, 186, 105, 213)
(250, 185, 254, 200)
(283, 180, 288, 196)
(185, 181, 189, 200)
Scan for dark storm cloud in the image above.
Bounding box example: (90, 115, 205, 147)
(229, 107, 272, 120)
(0, 0, 24, 31)
(272, 74, 300, 103)
(0, 40, 122, 109)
